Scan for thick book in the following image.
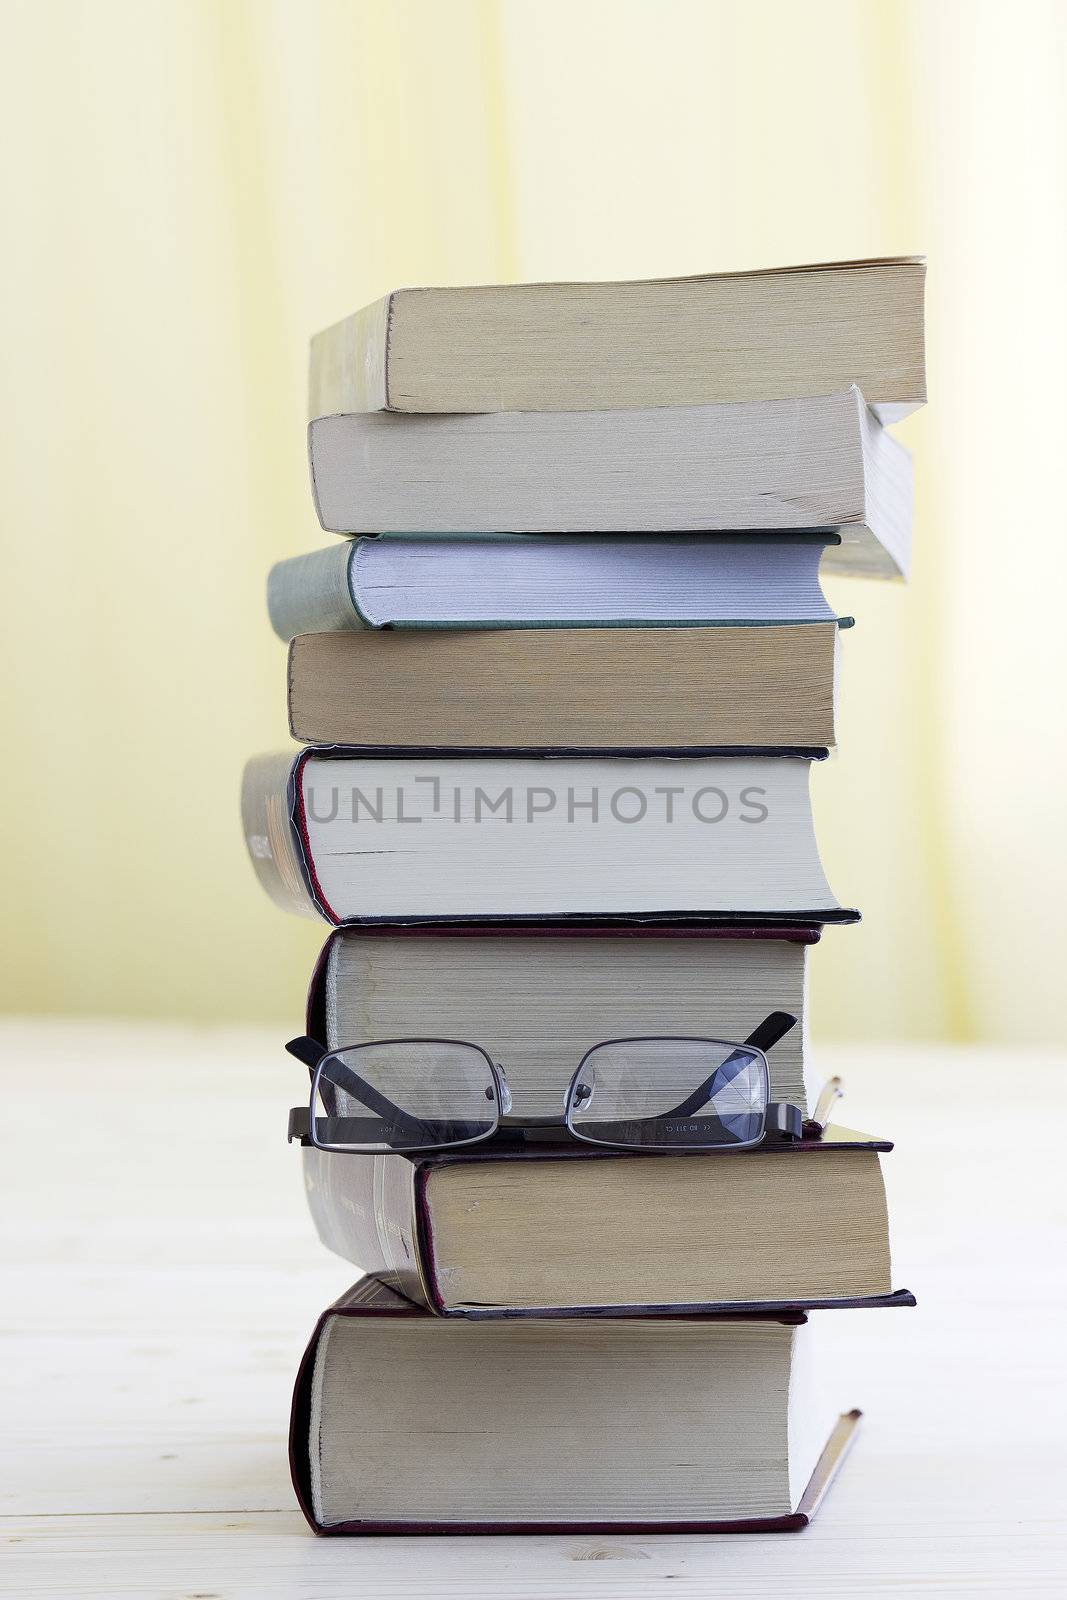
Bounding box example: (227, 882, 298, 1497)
(308, 924, 821, 1118)
(292, 1280, 870, 1529)
(299, 1133, 912, 1317)
(285, 623, 840, 750)
(308, 387, 912, 579)
(291, 1279, 866, 1533)
(266, 532, 848, 638)
(308, 256, 925, 419)
(241, 749, 857, 926)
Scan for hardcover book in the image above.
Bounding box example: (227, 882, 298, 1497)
(291, 1278, 867, 1534)
(241, 749, 857, 926)
(308, 924, 821, 1118)
(297, 1133, 912, 1317)
(266, 532, 847, 637)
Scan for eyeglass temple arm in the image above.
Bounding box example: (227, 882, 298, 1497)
(810, 1075, 844, 1134)
(284, 1036, 432, 1143)
(742, 1011, 799, 1054)
(289, 1107, 427, 1144)
(659, 1012, 800, 1121)
(745, 1012, 807, 1137)
(285, 1035, 329, 1071)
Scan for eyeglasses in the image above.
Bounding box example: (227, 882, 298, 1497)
(285, 1011, 829, 1155)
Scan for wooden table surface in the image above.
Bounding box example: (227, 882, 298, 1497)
(2, 1019, 1065, 1597)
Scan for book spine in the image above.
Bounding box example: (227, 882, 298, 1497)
(308, 295, 392, 418)
(268, 543, 363, 642)
(301, 1146, 432, 1308)
(240, 751, 321, 919)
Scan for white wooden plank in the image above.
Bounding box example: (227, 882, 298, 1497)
(4, 1511, 1067, 1599)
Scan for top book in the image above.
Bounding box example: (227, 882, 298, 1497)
(309, 257, 926, 420)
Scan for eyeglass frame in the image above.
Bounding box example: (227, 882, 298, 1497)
(284, 1010, 829, 1155)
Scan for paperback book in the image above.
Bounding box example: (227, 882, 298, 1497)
(309, 387, 912, 578)
(309, 256, 926, 417)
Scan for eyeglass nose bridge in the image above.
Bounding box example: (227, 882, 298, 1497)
(564, 1054, 599, 1124)
(569, 1079, 594, 1111)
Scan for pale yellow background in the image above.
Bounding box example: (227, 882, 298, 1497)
(1, 0, 1063, 1041)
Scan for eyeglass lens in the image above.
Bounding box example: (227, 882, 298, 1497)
(566, 1039, 768, 1148)
(311, 1041, 500, 1151)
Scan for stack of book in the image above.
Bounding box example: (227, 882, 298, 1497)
(243, 258, 924, 1535)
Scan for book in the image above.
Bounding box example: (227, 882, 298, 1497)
(309, 924, 820, 1118)
(291, 1278, 865, 1532)
(285, 623, 840, 750)
(299, 1134, 910, 1317)
(308, 256, 925, 420)
(241, 750, 857, 925)
(266, 532, 846, 639)
(308, 387, 912, 578)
